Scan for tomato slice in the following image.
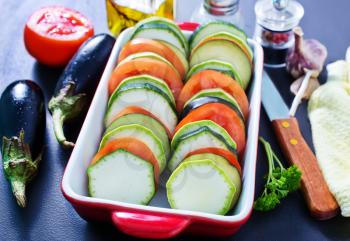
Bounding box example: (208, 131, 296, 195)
(24, 6, 94, 66)
(175, 103, 246, 155)
(91, 137, 160, 184)
(118, 39, 187, 79)
(109, 106, 172, 138)
(108, 58, 183, 99)
(177, 70, 249, 119)
(186, 148, 242, 175)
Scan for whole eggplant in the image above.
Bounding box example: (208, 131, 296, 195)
(0, 80, 45, 207)
(49, 33, 115, 148)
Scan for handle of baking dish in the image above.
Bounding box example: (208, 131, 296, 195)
(177, 22, 199, 31)
(111, 211, 191, 239)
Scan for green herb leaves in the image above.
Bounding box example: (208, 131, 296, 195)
(254, 137, 302, 212)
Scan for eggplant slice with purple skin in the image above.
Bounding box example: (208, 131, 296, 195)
(0, 80, 45, 207)
(48, 33, 115, 148)
(180, 96, 245, 122)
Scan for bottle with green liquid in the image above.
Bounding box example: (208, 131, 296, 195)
(106, 0, 174, 35)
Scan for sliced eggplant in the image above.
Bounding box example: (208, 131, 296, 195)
(105, 113, 170, 157)
(171, 120, 237, 155)
(166, 159, 236, 215)
(48, 34, 115, 148)
(105, 85, 178, 133)
(0, 80, 45, 207)
(185, 60, 243, 89)
(88, 149, 155, 205)
(168, 127, 233, 171)
(181, 96, 244, 122)
(183, 88, 244, 117)
(100, 124, 166, 172)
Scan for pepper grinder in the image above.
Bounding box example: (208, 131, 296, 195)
(190, 0, 244, 28)
(254, 0, 304, 68)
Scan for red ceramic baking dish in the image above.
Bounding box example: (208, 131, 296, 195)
(61, 23, 264, 239)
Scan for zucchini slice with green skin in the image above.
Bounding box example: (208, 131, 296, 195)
(166, 159, 236, 215)
(183, 153, 241, 208)
(111, 82, 176, 111)
(131, 17, 189, 55)
(171, 120, 237, 154)
(105, 113, 170, 158)
(105, 85, 178, 133)
(189, 21, 247, 50)
(168, 127, 234, 171)
(116, 74, 176, 107)
(100, 124, 166, 172)
(158, 40, 189, 73)
(88, 149, 155, 205)
(185, 60, 243, 89)
(184, 88, 244, 118)
(191, 31, 253, 60)
(181, 96, 245, 122)
(190, 40, 252, 86)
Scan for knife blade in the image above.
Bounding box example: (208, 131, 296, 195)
(261, 71, 339, 220)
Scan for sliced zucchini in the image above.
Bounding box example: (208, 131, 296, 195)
(88, 149, 155, 205)
(192, 31, 253, 60)
(105, 113, 170, 158)
(131, 17, 189, 55)
(181, 96, 244, 122)
(185, 60, 243, 89)
(190, 40, 252, 87)
(100, 124, 166, 172)
(105, 86, 178, 133)
(116, 74, 175, 106)
(171, 120, 237, 154)
(183, 153, 241, 208)
(189, 21, 247, 50)
(135, 17, 188, 53)
(166, 159, 236, 215)
(158, 40, 189, 74)
(168, 127, 234, 171)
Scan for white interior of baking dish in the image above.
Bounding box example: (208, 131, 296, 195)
(62, 28, 263, 222)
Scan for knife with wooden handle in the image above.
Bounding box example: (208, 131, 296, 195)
(262, 71, 339, 220)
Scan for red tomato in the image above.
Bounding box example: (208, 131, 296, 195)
(24, 6, 94, 66)
(174, 103, 246, 155)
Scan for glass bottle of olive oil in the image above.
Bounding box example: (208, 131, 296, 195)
(106, 0, 174, 35)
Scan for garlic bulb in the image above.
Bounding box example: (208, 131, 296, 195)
(286, 27, 327, 79)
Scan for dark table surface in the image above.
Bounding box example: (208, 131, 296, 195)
(1, 0, 350, 240)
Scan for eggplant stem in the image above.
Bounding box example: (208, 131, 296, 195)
(52, 109, 75, 148)
(289, 70, 313, 116)
(49, 82, 86, 149)
(11, 179, 26, 208)
(1, 130, 40, 208)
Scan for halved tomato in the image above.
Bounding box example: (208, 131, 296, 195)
(108, 58, 183, 99)
(91, 137, 160, 184)
(118, 39, 187, 79)
(24, 6, 94, 66)
(175, 103, 246, 155)
(177, 70, 249, 119)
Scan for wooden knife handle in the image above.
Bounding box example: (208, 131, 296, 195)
(272, 117, 339, 220)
